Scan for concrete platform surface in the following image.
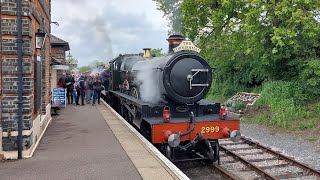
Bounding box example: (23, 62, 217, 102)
(96, 104, 178, 180)
(0, 104, 142, 180)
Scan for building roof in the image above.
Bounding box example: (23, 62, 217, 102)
(50, 34, 70, 51)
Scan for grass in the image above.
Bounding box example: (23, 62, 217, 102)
(225, 100, 246, 112)
(207, 80, 319, 132)
(244, 81, 319, 131)
(308, 137, 318, 142)
(207, 79, 319, 143)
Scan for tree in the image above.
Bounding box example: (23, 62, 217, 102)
(79, 66, 91, 73)
(181, 0, 320, 97)
(153, 0, 183, 35)
(152, 48, 166, 57)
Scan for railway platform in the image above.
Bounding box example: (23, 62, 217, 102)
(0, 102, 187, 180)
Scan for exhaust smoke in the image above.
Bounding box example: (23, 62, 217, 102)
(133, 57, 165, 104)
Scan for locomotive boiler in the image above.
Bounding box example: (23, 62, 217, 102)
(105, 35, 241, 163)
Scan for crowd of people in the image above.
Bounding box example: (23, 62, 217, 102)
(57, 69, 110, 106)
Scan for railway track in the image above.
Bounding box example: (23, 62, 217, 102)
(216, 136, 320, 180)
(180, 136, 320, 180)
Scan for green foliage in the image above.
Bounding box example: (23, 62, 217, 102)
(225, 99, 233, 108)
(152, 48, 166, 57)
(66, 57, 78, 65)
(233, 101, 246, 111)
(153, 0, 183, 34)
(156, 1, 320, 130)
(79, 66, 91, 73)
(308, 137, 318, 142)
(316, 103, 320, 114)
(299, 58, 320, 99)
(256, 81, 309, 128)
(225, 100, 245, 111)
(180, 0, 320, 98)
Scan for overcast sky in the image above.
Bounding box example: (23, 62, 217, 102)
(51, 0, 169, 66)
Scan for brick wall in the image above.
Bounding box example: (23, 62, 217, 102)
(0, 0, 51, 152)
(52, 46, 66, 85)
(52, 46, 65, 63)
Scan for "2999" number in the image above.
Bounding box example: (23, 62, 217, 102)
(201, 126, 220, 134)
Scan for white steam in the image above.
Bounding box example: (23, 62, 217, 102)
(90, 66, 105, 76)
(133, 58, 165, 104)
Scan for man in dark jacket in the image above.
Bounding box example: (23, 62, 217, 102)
(85, 73, 94, 104)
(100, 69, 110, 92)
(65, 74, 75, 104)
(76, 75, 85, 105)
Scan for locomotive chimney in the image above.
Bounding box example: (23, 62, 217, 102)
(167, 35, 185, 54)
(143, 48, 151, 58)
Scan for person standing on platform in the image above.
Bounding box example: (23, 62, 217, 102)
(58, 73, 66, 88)
(85, 73, 94, 104)
(92, 74, 103, 106)
(76, 75, 85, 105)
(100, 69, 110, 92)
(65, 74, 75, 104)
(72, 74, 79, 103)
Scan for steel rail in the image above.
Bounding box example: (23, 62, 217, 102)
(212, 164, 242, 180)
(220, 145, 278, 180)
(240, 136, 320, 178)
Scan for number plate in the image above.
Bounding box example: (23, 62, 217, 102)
(201, 126, 220, 134)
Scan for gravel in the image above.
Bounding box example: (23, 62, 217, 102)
(223, 144, 252, 149)
(252, 160, 288, 167)
(287, 176, 320, 180)
(223, 162, 247, 170)
(240, 153, 274, 160)
(222, 162, 260, 179)
(233, 149, 263, 154)
(241, 123, 320, 170)
(264, 166, 303, 176)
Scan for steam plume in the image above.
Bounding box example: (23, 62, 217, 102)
(90, 17, 114, 61)
(133, 58, 165, 104)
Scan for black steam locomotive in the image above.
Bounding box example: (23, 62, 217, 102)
(103, 35, 240, 163)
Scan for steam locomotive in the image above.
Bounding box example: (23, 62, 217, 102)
(104, 35, 241, 163)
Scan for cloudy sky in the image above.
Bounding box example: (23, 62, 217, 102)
(51, 0, 169, 66)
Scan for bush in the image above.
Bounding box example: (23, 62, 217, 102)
(232, 101, 246, 111)
(224, 99, 246, 112)
(256, 81, 309, 128)
(299, 58, 320, 100)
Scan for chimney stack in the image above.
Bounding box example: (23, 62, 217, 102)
(167, 35, 185, 54)
(143, 48, 151, 58)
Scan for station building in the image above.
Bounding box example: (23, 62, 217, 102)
(50, 34, 70, 91)
(0, 0, 52, 159)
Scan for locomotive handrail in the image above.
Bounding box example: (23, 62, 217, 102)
(187, 69, 210, 89)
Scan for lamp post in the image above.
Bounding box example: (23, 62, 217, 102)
(35, 28, 46, 118)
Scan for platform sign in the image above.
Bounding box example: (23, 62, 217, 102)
(52, 88, 66, 108)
